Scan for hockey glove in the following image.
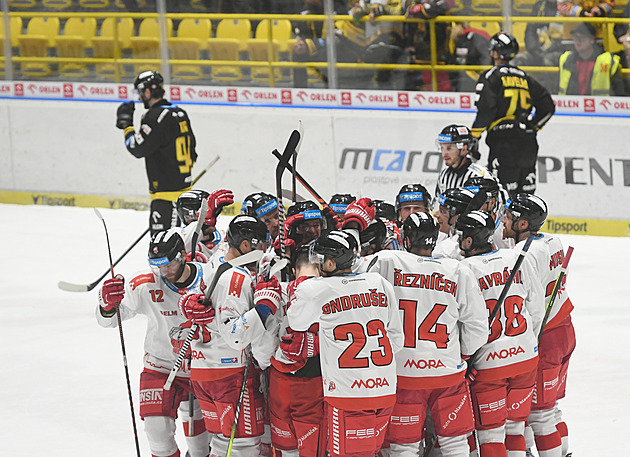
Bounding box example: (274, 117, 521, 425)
(186, 249, 209, 263)
(273, 236, 296, 258)
(99, 275, 125, 316)
(284, 213, 305, 235)
(204, 189, 234, 227)
(254, 276, 282, 318)
(115, 101, 135, 130)
(178, 292, 216, 325)
(280, 331, 319, 363)
(342, 197, 375, 231)
(322, 205, 343, 230)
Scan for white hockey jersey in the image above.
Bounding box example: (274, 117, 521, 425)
(190, 254, 279, 381)
(433, 234, 463, 261)
(95, 263, 209, 377)
(516, 233, 573, 332)
(179, 222, 228, 261)
(287, 273, 404, 410)
(461, 249, 545, 381)
(362, 250, 487, 389)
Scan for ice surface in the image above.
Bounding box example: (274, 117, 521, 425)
(0, 203, 627, 455)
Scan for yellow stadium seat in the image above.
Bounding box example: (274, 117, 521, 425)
(207, 38, 243, 81)
(18, 17, 60, 77)
(130, 17, 173, 74)
(8, 0, 36, 8)
(613, 0, 629, 15)
(79, 0, 110, 8)
(43, 0, 73, 9)
(190, 0, 207, 10)
(255, 19, 293, 53)
(92, 17, 134, 79)
(0, 15, 23, 48)
(216, 18, 251, 52)
(513, 0, 539, 15)
(57, 17, 97, 77)
(511, 21, 527, 50)
(470, 0, 502, 14)
(468, 21, 501, 38)
(169, 18, 212, 80)
(247, 38, 283, 83)
(603, 22, 624, 53)
(115, 0, 147, 7)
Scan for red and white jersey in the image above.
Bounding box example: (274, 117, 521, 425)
(516, 233, 573, 332)
(96, 263, 209, 377)
(493, 218, 515, 250)
(363, 250, 487, 389)
(180, 222, 228, 261)
(287, 273, 404, 411)
(433, 234, 463, 260)
(190, 254, 275, 379)
(461, 249, 545, 381)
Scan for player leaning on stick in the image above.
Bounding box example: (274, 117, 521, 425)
(503, 194, 575, 457)
(361, 212, 488, 457)
(96, 229, 211, 457)
(116, 70, 197, 236)
(178, 215, 282, 457)
(457, 211, 544, 457)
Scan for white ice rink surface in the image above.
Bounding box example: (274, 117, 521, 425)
(0, 203, 627, 456)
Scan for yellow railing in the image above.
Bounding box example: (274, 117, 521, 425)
(2, 11, 630, 89)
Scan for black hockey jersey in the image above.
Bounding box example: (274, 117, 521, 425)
(124, 99, 197, 198)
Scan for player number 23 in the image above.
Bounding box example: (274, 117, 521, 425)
(334, 320, 393, 369)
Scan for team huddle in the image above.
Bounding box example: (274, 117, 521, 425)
(96, 132, 575, 457)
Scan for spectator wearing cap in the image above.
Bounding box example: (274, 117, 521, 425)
(558, 22, 625, 95)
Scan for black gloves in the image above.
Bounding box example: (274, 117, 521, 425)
(116, 101, 135, 130)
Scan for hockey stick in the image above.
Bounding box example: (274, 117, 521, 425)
(58, 155, 221, 292)
(275, 129, 301, 258)
(226, 350, 253, 457)
(273, 148, 325, 207)
(537, 246, 574, 342)
(94, 208, 142, 457)
(292, 121, 304, 203)
(164, 249, 264, 390)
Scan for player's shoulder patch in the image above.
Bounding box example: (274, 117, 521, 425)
(129, 272, 156, 291)
(468, 163, 488, 175)
(227, 269, 247, 298)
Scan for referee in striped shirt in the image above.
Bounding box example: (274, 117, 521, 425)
(435, 124, 489, 204)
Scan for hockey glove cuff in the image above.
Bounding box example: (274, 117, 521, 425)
(99, 275, 125, 316)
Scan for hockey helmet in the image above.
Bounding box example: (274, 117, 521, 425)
(329, 193, 356, 215)
(241, 192, 278, 219)
(455, 210, 495, 250)
(436, 124, 472, 150)
(226, 215, 268, 250)
(402, 212, 439, 251)
(373, 199, 397, 222)
(464, 176, 500, 201)
(134, 70, 165, 99)
(507, 193, 548, 232)
(287, 200, 322, 219)
(360, 218, 387, 254)
(177, 189, 210, 226)
(395, 183, 432, 214)
(310, 230, 358, 272)
(437, 187, 476, 218)
(489, 32, 519, 60)
(148, 228, 185, 267)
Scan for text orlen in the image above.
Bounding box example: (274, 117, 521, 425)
(322, 289, 388, 314)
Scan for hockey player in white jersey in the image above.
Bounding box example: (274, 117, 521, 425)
(178, 215, 282, 457)
(241, 192, 281, 241)
(363, 212, 487, 457)
(435, 124, 485, 201)
(287, 230, 404, 457)
(503, 194, 575, 457)
(268, 245, 325, 457)
(96, 229, 211, 457)
(456, 211, 544, 457)
(433, 187, 476, 260)
(177, 189, 234, 262)
(395, 183, 433, 222)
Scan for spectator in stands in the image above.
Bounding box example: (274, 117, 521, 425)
(612, 1, 630, 92)
(512, 0, 565, 67)
(558, 22, 625, 95)
(448, 22, 492, 92)
(557, 0, 615, 18)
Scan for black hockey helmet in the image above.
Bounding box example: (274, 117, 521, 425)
(226, 215, 268, 250)
(310, 230, 358, 272)
(241, 192, 278, 219)
(507, 193, 548, 232)
(360, 218, 387, 254)
(489, 32, 519, 60)
(437, 187, 476, 218)
(402, 212, 439, 251)
(287, 200, 322, 219)
(464, 176, 500, 201)
(177, 189, 210, 226)
(134, 70, 165, 99)
(329, 193, 356, 215)
(395, 183, 432, 213)
(455, 210, 495, 250)
(373, 199, 397, 222)
(436, 124, 472, 150)
(148, 228, 185, 267)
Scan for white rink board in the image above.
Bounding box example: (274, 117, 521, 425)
(0, 97, 629, 220)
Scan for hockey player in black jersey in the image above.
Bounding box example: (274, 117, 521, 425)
(116, 70, 198, 236)
(471, 33, 555, 197)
